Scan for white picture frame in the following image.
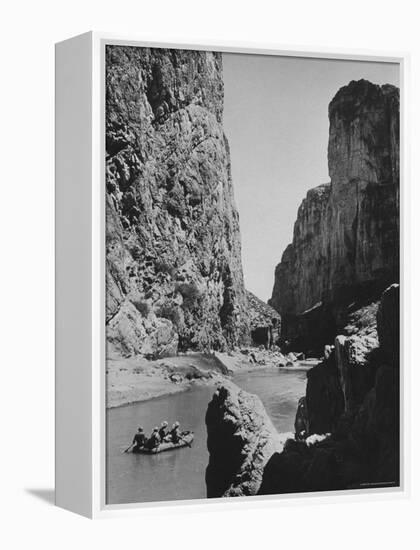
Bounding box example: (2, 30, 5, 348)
(55, 31, 409, 518)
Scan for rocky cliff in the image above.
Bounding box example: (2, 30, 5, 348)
(259, 284, 399, 494)
(205, 285, 400, 496)
(106, 46, 249, 358)
(270, 80, 399, 352)
(205, 381, 286, 497)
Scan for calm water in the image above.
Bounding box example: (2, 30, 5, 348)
(106, 368, 308, 504)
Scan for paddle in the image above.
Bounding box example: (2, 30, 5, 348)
(122, 443, 134, 454)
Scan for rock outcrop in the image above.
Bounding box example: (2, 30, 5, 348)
(205, 285, 399, 497)
(106, 46, 249, 357)
(270, 80, 399, 352)
(259, 284, 400, 495)
(205, 381, 284, 497)
(246, 290, 281, 348)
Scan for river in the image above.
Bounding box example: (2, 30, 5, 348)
(106, 367, 308, 504)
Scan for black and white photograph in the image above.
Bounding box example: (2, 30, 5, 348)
(105, 45, 400, 505)
(6, 0, 420, 544)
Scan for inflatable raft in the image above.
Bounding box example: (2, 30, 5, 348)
(132, 431, 194, 454)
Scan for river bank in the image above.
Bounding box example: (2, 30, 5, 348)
(107, 349, 318, 408)
(107, 353, 222, 408)
(107, 351, 250, 408)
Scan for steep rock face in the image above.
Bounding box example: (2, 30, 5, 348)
(246, 290, 281, 347)
(205, 382, 284, 497)
(303, 319, 378, 437)
(270, 80, 399, 352)
(271, 183, 331, 319)
(259, 284, 399, 495)
(334, 333, 378, 414)
(106, 46, 249, 357)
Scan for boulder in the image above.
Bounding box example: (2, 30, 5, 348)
(107, 301, 178, 358)
(205, 382, 282, 497)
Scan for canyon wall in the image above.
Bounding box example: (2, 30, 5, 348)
(106, 46, 249, 358)
(270, 80, 399, 352)
(246, 290, 281, 348)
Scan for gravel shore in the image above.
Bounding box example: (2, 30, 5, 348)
(106, 350, 318, 408)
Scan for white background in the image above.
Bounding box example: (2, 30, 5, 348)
(1, 0, 418, 548)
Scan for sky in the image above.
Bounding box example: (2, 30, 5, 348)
(222, 53, 399, 302)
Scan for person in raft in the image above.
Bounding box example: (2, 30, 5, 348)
(132, 427, 147, 451)
(169, 421, 181, 443)
(159, 421, 169, 442)
(146, 427, 161, 449)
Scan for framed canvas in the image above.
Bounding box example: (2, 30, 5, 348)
(55, 32, 408, 518)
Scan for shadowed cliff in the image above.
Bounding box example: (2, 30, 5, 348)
(259, 284, 399, 495)
(270, 80, 399, 353)
(205, 285, 399, 496)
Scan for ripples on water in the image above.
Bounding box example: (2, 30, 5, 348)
(106, 368, 308, 504)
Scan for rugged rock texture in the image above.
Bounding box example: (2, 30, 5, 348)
(205, 381, 284, 497)
(305, 354, 345, 435)
(342, 301, 378, 339)
(106, 46, 249, 357)
(377, 283, 400, 364)
(206, 285, 399, 497)
(300, 330, 378, 435)
(259, 284, 400, 495)
(334, 333, 378, 414)
(206, 286, 399, 497)
(246, 290, 281, 348)
(270, 80, 399, 352)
